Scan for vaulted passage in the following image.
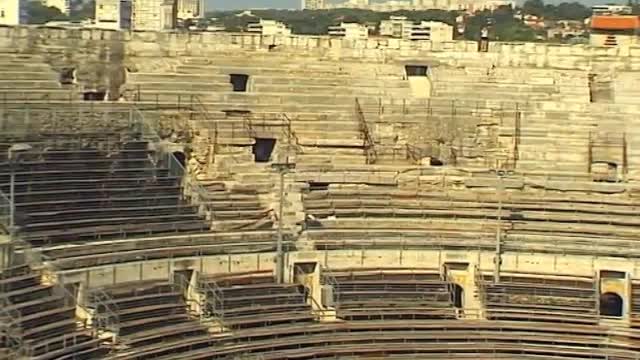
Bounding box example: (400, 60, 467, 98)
(452, 284, 464, 309)
(600, 292, 623, 317)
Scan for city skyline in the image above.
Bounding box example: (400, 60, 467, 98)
(208, 0, 625, 10)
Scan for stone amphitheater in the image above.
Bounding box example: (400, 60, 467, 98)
(3, 26, 640, 359)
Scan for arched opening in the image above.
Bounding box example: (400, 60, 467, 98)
(600, 292, 623, 317)
(452, 284, 464, 309)
(172, 151, 186, 167)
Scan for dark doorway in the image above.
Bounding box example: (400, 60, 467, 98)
(173, 151, 186, 167)
(83, 91, 106, 101)
(452, 284, 464, 308)
(600, 292, 623, 317)
(308, 182, 329, 191)
(223, 109, 252, 117)
(173, 269, 194, 292)
(59, 68, 75, 85)
(430, 158, 444, 166)
(405, 65, 429, 77)
(253, 138, 276, 162)
(229, 74, 249, 92)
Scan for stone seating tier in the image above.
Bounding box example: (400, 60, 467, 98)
(0, 135, 210, 246)
(198, 270, 313, 329)
(0, 264, 107, 360)
(106, 319, 640, 360)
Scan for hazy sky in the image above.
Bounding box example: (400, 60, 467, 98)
(207, 0, 621, 10)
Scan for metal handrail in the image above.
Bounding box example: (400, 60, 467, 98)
(355, 98, 377, 165)
(0, 189, 11, 234)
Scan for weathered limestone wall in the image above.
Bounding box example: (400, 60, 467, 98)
(0, 27, 126, 97)
(1, 26, 640, 91)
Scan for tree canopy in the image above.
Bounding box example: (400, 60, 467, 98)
(522, 0, 591, 20)
(24, 0, 95, 24)
(25, 1, 68, 24)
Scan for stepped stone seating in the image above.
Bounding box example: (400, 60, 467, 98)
(132, 319, 640, 360)
(0, 54, 78, 102)
(323, 267, 457, 320)
(631, 281, 640, 328)
(127, 55, 411, 114)
(431, 67, 590, 103)
(88, 279, 210, 359)
(303, 185, 499, 251)
(358, 97, 525, 168)
(303, 182, 640, 256)
(194, 110, 368, 167)
(201, 183, 275, 231)
(0, 134, 209, 247)
(478, 272, 598, 324)
(198, 270, 313, 329)
(0, 263, 107, 360)
(42, 231, 280, 271)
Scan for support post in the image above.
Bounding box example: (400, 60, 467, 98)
(272, 162, 296, 284)
(9, 170, 14, 239)
(494, 170, 504, 284)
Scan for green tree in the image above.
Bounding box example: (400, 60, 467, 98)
(523, 0, 545, 17)
(70, 0, 95, 21)
(25, 1, 68, 24)
(546, 2, 591, 20)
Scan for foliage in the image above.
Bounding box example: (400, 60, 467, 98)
(70, 0, 95, 21)
(206, 1, 590, 42)
(208, 9, 458, 35)
(25, 1, 68, 24)
(523, 0, 591, 20)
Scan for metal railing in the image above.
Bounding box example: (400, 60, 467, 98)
(0, 190, 10, 235)
(0, 306, 22, 358)
(355, 98, 377, 164)
(197, 278, 227, 328)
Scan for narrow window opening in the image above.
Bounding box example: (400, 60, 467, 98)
(308, 182, 329, 191)
(60, 68, 76, 85)
(452, 284, 464, 309)
(601, 270, 626, 279)
(600, 292, 623, 317)
(223, 109, 252, 117)
(405, 65, 429, 77)
(253, 138, 276, 163)
(229, 74, 249, 92)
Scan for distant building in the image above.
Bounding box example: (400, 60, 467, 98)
(132, 0, 177, 31)
(328, 22, 369, 39)
(247, 19, 291, 36)
(177, 0, 204, 20)
(590, 15, 640, 46)
(43, 0, 71, 15)
(0, 0, 27, 25)
(95, 0, 132, 30)
(592, 4, 632, 15)
(302, 0, 325, 10)
(380, 16, 453, 41)
(321, 0, 512, 12)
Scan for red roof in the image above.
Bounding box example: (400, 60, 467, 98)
(591, 15, 640, 30)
